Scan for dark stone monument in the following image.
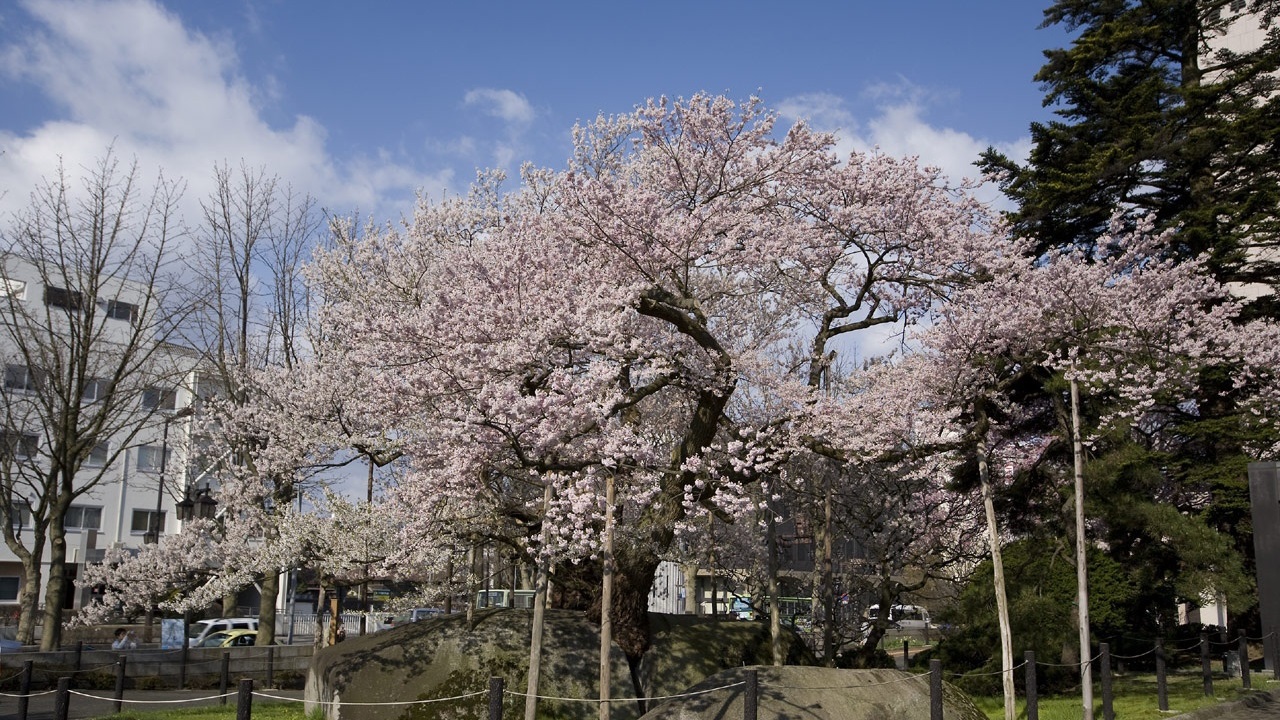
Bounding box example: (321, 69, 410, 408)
(1248, 461, 1280, 673)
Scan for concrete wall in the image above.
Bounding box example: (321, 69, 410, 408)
(0, 644, 314, 687)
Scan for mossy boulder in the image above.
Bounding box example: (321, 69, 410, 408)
(639, 666, 986, 720)
(304, 609, 809, 720)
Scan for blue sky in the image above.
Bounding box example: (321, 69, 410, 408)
(0, 0, 1074, 223)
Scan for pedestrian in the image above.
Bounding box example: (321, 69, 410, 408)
(112, 628, 137, 650)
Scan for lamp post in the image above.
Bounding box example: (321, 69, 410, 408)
(144, 405, 194, 544)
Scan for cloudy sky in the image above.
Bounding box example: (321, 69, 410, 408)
(0, 0, 1073, 224)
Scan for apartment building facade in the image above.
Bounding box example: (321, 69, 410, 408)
(0, 255, 207, 615)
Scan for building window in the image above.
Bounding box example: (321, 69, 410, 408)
(0, 430, 38, 460)
(142, 387, 178, 411)
(131, 509, 164, 534)
(1231, 0, 1246, 10)
(0, 577, 19, 602)
(44, 286, 84, 311)
(84, 441, 109, 467)
(136, 445, 171, 472)
(104, 300, 137, 322)
(1, 279, 26, 300)
(82, 378, 107, 403)
(65, 505, 102, 531)
(4, 365, 43, 393)
(9, 503, 30, 528)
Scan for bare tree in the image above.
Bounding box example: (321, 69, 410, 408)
(181, 162, 321, 644)
(0, 151, 191, 649)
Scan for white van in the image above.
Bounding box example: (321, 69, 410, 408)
(187, 617, 260, 647)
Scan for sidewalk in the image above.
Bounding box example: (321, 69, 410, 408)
(0, 687, 305, 720)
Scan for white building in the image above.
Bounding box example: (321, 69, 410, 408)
(0, 255, 206, 615)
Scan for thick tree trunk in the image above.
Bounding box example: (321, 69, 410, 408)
(257, 570, 279, 646)
(526, 483, 554, 720)
(13, 538, 44, 645)
(39, 527, 68, 651)
(1070, 377, 1094, 720)
(766, 507, 782, 666)
(977, 412, 1016, 720)
(598, 475, 615, 720)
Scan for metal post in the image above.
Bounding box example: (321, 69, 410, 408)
(18, 660, 33, 720)
(1024, 651, 1037, 720)
(1100, 642, 1113, 720)
(903, 639, 910, 667)
(220, 651, 231, 705)
(1156, 638, 1168, 712)
(930, 659, 943, 720)
(53, 678, 70, 720)
(1201, 632, 1213, 697)
(1240, 630, 1251, 688)
(267, 645, 275, 688)
(488, 676, 505, 720)
(236, 678, 254, 720)
(743, 668, 758, 720)
(113, 655, 127, 712)
(73, 640, 83, 687)
(180, 633, 189, 689)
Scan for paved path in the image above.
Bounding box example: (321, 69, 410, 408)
(0, 687, 305, 720)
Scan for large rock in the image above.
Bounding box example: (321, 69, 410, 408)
(639, 666, 986, 720)
(304, 609, 809, 720)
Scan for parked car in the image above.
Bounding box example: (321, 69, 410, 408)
(188, 617, 260, 647)
(866, 604, 932, 630)
(199, 629, 260, 648)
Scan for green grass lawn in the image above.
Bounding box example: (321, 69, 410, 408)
(970, 672, 1279, 719)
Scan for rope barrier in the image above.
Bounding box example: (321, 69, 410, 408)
(0, 688, 58, 698)
(763, 671, 932, 689)
(505, 680, 747, 703)
(1111, 647, 1157, 660)
(67, 689, 238, 704)
(946, 661, 1028, 678)
(278, 689, 488, 706)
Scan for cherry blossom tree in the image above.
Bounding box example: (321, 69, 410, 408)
(918, 214, 1252, 720)
(308, 94, 1010, 681)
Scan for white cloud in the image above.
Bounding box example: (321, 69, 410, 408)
(0, 0, 447, 224)
(463, 88, 536, 125)
(777, 85, 1030, 209)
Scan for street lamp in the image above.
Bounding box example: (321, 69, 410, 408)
(144, 405, 195, 544)
(176, 485, 218, 522)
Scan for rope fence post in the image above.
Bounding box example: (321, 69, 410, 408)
(488, 676, 504, 720)
(180, 638, 189, 689)
(18, 659, 33, 720)
(113, 654, 127, 713)
(1024, 651, 1038, 720)
(236, 678, 253, 720)
(1100, 642, 1113, 720)
(73, 641, 83, 689)
(53, 677, 70, 720)
(267, 646, 275, 688)
(743, 668, 757, 720)
(1240, 630, 1251, 689)
(1272, 627, 1279, 680)
(903, 639, 909, 667)
(930, 659, 943, 720)
(1156, 637, 1168, 712)
(1201, 632, 1213, 697)
(220, 651, 231, 705)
